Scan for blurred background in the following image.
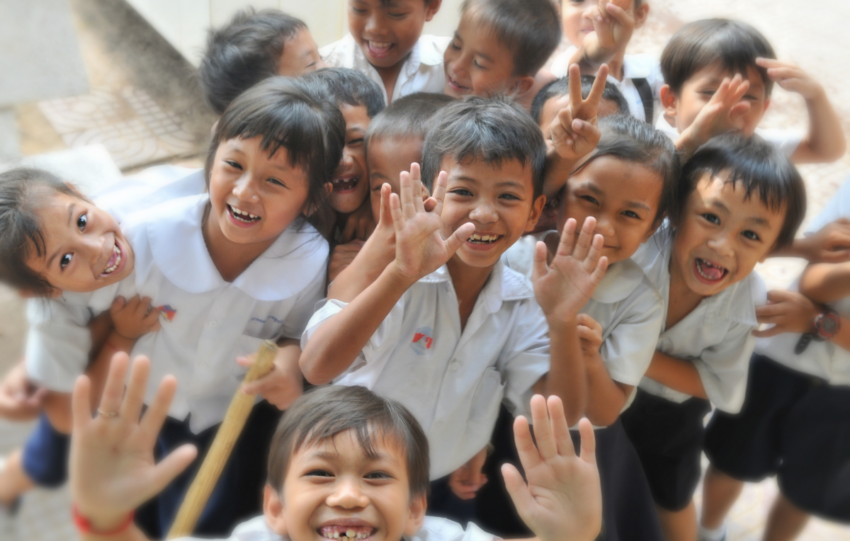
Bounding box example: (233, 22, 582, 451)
(0, 0, 848, 539)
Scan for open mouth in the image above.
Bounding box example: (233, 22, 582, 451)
(101, 244, 122, 276)
(366, 40, 394, 59)
(228, 204, 261, 224)
(694, 258, 728, 283)
(318, 526, 377, 540)
(446, 74, 471, 94)
(467, 233, 502, 245)
(332, 176, 360, 193)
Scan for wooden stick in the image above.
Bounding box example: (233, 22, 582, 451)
(166, 340, 278, 539)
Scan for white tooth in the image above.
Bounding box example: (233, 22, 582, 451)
(347, 530, 356, 538)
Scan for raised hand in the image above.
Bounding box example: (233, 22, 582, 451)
(756, 57, 823, 100)
(502, 395, 602, 541)
(550, 64, 608, 163)
(533, 217, 608, 324)
(110, 295, 161, 340)
(585, 0, 636, 62)
(70, 353, 197, 532)
(678, 74, 751, 154)
(797, 218, 850, 263)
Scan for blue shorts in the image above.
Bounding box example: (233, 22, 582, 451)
(22, 414, 69, 488)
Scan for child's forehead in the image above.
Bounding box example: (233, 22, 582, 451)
(441, 154, 533, 186)
(458, 7, 516, 65)
(694, 171, 786, 218)
(294, 428, 408, 465)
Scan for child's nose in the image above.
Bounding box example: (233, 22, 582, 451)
(326, 479, 369, 509)
(470, 203, 498, 224)
(233, 174, 259, 201)
(594, 214, 615, 237)
(707, 233, 735, 257)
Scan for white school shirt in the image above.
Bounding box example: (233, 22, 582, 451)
(806, 174, 850, 233)
(631, 232, 767, 413)
(320, 34, 449, 104)
(25, 168, 206, 392)
(549, 48, 664, 124)
(654, 115, 802, 159)
(122, 193, 328, 432)
(301, 261, 549, 480)
(175, 515, 496, 541)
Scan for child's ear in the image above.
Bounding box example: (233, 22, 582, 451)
(514, 76, 536, 97)
(526, 194, 547, 232)
(263, 485, 288, 535)
(403, 493, 428, 537)
(633, 3, 650, 29)
(424, 0, 442, 21)
(660, 85, 678, 118)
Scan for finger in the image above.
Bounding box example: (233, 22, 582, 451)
(138, 375, 178, 446)
(236, 356, 253, 367)
(821, 249, 850, 263)
(444, 223, 475, 256)
(755, 303, 785, 317)
(605, 2, 634, 26)
(147, 444, 198, 499)
(512, 414, 542, 471)
(532, 241, 549, 283)
(97, 352, 130, 417)
(572, 216, 598, 261)
(577, 325, 601, 343)
(547, 395, 576, 457)
(379, 184, 393, 226)
(577, 418, 597, 465)
(752, 326, 784, 338)
(568, 64, 583, 108)
(120, 356, 150, 423)
(501, 463, 534, 519)
(430, 171, 448, 216)
(399, 171, 416, 221)
(582, 233, 605, 274)
(530, 394, 558, 460)
(591, 256, 609, 284)
(72, 375, 93, 430)
(584, 67, 608, 113)
(389, 193, 404, 233)
(755, 57, 785, 69)
(556, 218, 578, 258)
(411, 168, 426, 214)
(110, 296, 126, 312)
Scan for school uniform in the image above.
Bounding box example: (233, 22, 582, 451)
(549, 48, 663, 124)
(320, 34, 449, 104)
(654, 115, 802, 158)
(302, 260, 549, 481)
(620, 231, 766, 511)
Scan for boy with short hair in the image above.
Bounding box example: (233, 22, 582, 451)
(198, 8, 326, 115)
(321, 0, 446, 104)
(69, 354, 603, 541)
(658, 19, 846, 163)
(443, 0, 561, 110)
(531, 75, 629, 140)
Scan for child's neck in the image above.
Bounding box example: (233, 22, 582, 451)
(446, 256, 494, 331)
(202, 205, 278, 283)
(372, 56, 408, 103)
(666, 253, 706, 329)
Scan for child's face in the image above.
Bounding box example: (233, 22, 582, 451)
(278, 28, 327, 77)
(538, 94, 620, 138)
(665, 63, 770, 137)
(671, 171, 785, 298)
(348, 0, 441, 70)
(439, 156, 545, 269)
(559, 155, 661, 264)
(331, 104, 372, 215)
(208, 136, 311, 247)
(24, 191, 134, 295)
(263, 429, 426, 541)
(367, 136, 425, 221)
(443, 8, 528, 98)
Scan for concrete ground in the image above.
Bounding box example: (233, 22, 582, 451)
(0, 0, 848, 539)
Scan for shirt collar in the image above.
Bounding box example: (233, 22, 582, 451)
(420, 259, 535, 311)
(621, 55, 653, 79)
(416, 36, 445, 67)
(140, 194, 328, 301)
(591, 257, 648, 303)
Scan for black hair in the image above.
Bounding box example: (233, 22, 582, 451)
(421, 95, 546, 197)
(302, 67, 386, 118)
(572, 115, 681, 226)
(365, 92, 455, 152)
(205, 76, 345, 236)
(198, 8, 308, 115)
(0, 168, 82, 296)
(268, 385, 430, 497)
(673, 133, 805, 250)
(530, 75, 629, 124)
(460, 0, 562, 77)
(661, 19, 776, 96)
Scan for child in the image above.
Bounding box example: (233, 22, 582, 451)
(198, 8, 326, 115)
(699, 176, 850, 541)
(658, 19, 846, 163)
(299, 97, 606, 512)
(532, 75, 629, 138)
(443, 0, 561, 110)
(321, 0, 446, 104)
(551, 0, 661, 123)
(68, 353, 603, 541)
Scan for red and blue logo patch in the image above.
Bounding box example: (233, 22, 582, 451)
(411, 326, 434, 356)
(157, 305, 176, 322)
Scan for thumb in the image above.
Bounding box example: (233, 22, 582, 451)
(532, 241, 549, 283)
(111, 296, 126, 311)
(501, 463, 533, 518)
(148, 444, 198, 497)
(444, 223, 475, 256)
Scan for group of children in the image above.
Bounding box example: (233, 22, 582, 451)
(0, 1, 848, 540)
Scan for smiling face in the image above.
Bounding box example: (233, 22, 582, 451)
(560, 0, 596, 47)
(330, 104, 372, 215)
(559, 155, 662, 265)
(263, 429, 426, 541)
(24, 191, 134, 295)
(348, 0, 440, 71)
(278, 28, 327, 77)
(367, 136, 425, 220)
(207, 136, 311, 249)
(665, 63, 770, 137)
(671, 171, 785, 298)
(439, 156, 544, 270)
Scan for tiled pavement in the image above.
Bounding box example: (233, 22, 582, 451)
(1, 0, 849, 539)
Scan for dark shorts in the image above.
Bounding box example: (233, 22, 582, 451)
(21, 414, 69, 488)
(705, 354, 850, 522)
(621, 389, 711, 511)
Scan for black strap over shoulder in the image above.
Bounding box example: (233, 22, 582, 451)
(632, 77, 654, 124)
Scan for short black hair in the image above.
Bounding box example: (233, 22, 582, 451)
(302, 68, 386, 118)
(530, 75, 629, 124)
(673, 133, 805, 250)
(661, 19, 776, 96)
(267, 385, 430, 497)
(205, 76, 345, 236)
(421, 95, 546, 197)
(460, 0, 561, 77)
(198, 8, 307, 115)
(365, 92, 455, 152)
(573, 115, 680, 226)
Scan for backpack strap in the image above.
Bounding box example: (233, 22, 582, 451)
(632, 77, 654, 123)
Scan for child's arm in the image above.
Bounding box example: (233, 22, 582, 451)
(502, 395, 602, 541)
(772, 218, 850, 263)
(0, 359, 45, 421)
(70, 354, 197, 541)
(300, 171, 475, 385)
(756, 58, 846, 164)
(642, 352, 707, 399)
(328, 240, 365, 284)
(532, 218, 608, 425)
(544, 65, 608, 198)
(800, 261, 850, 304)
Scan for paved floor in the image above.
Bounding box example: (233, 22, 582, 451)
(0, 0, 849, 539)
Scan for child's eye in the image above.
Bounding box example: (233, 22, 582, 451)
(60, 253, 73, 270)
(364, 471, 392, 480)
(76, 213, 88, 231)
(348, 138, 364, 147)
(701, 213, 720, 225)
(449, 188, 473, 197)
(305, 469, 334, 478)
(449, 40, 461, 51)
(224, 160, 242, 170)
(622, 210, 640, 219)
(499, 193, 520, 201)
(350, 6, 366, 14)
(388, 11, 408, 19)
(580, 195, 600, 206)
(743, 94, 759, 101)
(742, 230, 761, 241)
(268, 178, 286, 188)
(473, 59, 485, 69)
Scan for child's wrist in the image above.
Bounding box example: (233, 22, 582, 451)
(73, 504, 134, 536)
(106, 331, 137, 351)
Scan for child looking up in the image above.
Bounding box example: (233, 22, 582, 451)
(321, 0, 446, 103)
(199, 8, 326, 115)
(619, 135, 806, 541)
(443, 0, 561, 110)
(658, 19, 846, 163)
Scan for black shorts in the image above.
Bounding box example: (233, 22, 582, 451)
(621, 389, 711, 511)
(705, 354, 850, 522)
(22, 414, 69, 488)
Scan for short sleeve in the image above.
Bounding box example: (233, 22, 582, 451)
(806, 175, 850, 234)
(25, 298, 93, 392)
(601, 292, 664, 386)
(496, 299, 550, 419)
(693, 321, 756, 413)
